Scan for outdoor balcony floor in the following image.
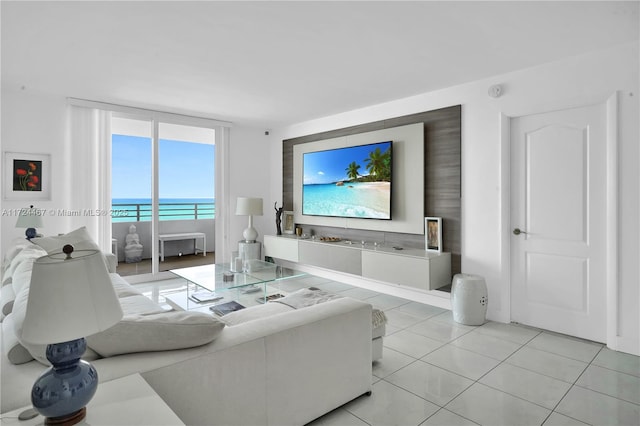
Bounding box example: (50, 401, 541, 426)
(116, 252, 214, 277)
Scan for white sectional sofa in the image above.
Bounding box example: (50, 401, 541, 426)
(1, 229, 373, 425)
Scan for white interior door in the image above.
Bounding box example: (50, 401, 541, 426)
(510, 103, 607, 342)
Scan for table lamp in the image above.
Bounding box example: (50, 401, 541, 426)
(21, 245, 123, 425)
(235, 197, 263, 242)
(15, 205, 43, 240)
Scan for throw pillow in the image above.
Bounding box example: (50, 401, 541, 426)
(2, 244, 46, 287)
(86, 311, 225, 357)
(32, 227, 114, 272)
(32, 226, 99, 254)
(1, 237, 33, 274)
(10, 257, 38, 296)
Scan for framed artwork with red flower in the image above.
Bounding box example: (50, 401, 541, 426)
(3, 152, 51, 201)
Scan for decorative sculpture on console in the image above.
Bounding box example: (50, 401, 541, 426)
(274, 202, 284, 235)
(124, 224, 143, 263)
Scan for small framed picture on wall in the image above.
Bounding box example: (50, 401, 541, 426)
(283, 211, 295, 234)
(3, 152, 51, 201)
(425, 217, 442, 252)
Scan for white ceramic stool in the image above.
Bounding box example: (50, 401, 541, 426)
(451, 273, 488, 325)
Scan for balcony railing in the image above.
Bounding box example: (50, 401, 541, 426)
(112, 202, 215, 222)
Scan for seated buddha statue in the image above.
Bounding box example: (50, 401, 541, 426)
(124, 224, 143, 263)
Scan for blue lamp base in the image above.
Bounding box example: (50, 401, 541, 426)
(31, 338, 98, 426)
(25, 227, 37, 240)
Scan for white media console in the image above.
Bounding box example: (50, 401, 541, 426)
(264, 235, 451, 292)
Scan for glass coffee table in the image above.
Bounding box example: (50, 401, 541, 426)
(164, 259, 305, 315)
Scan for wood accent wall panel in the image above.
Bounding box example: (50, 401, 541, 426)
(424, 107, 461, 275)
(282, 105, 461, 276)
(282, 144, 294, 211)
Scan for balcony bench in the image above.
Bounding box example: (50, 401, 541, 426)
(158, 232, 206, 261)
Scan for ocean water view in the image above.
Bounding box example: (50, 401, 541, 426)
(303, 182, 390, 219)
(111, 198, 215, 222)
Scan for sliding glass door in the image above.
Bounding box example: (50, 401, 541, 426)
(157, 123, 215, 272)
(112, 116, 152, 276)
(111, 116, 215, 277)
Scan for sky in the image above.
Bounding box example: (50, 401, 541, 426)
(112, 135, 215, 199)
(303, 141, 391, 185)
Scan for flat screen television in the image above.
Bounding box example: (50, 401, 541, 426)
(302, 141, 392, 220)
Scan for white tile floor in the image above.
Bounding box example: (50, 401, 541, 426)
(136, 274, 640, 426)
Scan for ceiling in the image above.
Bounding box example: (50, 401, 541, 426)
(2, 1, 638, 128)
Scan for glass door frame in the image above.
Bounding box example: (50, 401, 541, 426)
(110, 110, 229, 282)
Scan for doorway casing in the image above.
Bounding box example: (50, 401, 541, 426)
(499, 92, 619, 350)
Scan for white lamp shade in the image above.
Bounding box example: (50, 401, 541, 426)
(21, 249, 123, 344)
(235, 197, 263, 216)
(15, 207, 44, 228)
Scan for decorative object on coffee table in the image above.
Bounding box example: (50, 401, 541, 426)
(210, 300, 245, 316)
(257, 293, 286, 303)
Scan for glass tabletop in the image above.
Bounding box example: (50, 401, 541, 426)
(167, 260, 306, 310)
(170, 262, 266, 293)
(169, 259, 306, 294)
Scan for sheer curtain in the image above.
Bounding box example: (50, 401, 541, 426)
(67, 105, 112, 252)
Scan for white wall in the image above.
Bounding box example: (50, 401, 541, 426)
(225, 126, 274, 261)
(1, 89, 72, 247)
(269, 42, 639, 355)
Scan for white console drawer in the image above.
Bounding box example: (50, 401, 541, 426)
(362, 251, 429, 290)
(299, 241, 362, 275)
(264, 235, 299, 262)
(362, 251, 451, 291)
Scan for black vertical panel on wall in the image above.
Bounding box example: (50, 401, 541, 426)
(282, 105, 461, 276)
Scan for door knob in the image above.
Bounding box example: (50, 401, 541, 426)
(513, 228, 527, 235)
